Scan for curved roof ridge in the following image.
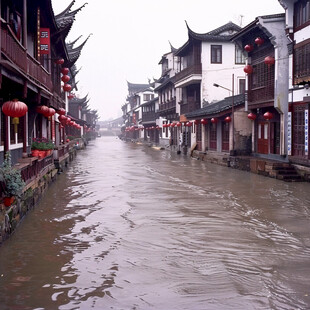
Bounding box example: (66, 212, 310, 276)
(67, 34, 92, 54)
(55, 0, 76, 18)
(67, 35, 83, 48)
(168, 40, 177, 53)
(185, 20, 241, 42)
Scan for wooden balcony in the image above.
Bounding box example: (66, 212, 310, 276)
(1, 20, 52, 91)
(142, 111, 158, 122)
(17, 154, 54, 189)
(248, 85, 274, 105)
(175, 64, 202, 84)
(159, 99, 176, 112)
(180, 100, 200, 115)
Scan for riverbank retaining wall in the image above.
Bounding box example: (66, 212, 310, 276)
(0, 141, 86, 246)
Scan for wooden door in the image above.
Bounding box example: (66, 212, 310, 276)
(210, 123, 217, 150)
(196, 123, 202, 151)
(257, 122, 269, 154)
(222, 122, 229, 152)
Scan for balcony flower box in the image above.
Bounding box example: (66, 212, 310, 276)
(31, 138, 54, 159)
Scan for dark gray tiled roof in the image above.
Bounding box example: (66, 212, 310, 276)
(186, 94, 245, 118)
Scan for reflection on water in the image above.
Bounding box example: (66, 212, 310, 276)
(0, 137, 310, 310)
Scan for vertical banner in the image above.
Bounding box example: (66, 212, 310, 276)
(40, 28, 50, 55)
(37, 8, 40, 58)
(287, 112, 292, 156)
(305, 109, 308, 156)
(51, 115, 56, 143)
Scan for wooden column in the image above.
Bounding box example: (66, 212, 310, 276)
(23, 0, 27, 49)
(23, 115, 27, 155)
(4, 116, 9, 154)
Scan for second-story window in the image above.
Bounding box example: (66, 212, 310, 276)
(295, 0, 310, 29)
(239, 79, 246, 94)
(235, 45, 245, 64)
(211, 45, 222, 64)
(143, 94, 154, 101)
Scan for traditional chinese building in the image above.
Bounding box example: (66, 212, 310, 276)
(279, 0, 310, 167)
(232, 13, 289, 160)
(172, 21, 246, 154)
(123, 81, 155, 140)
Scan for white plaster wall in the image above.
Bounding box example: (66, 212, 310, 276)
(201, 41, 245, 105)
(294, 25, 310, 43)
(259, 15, 289, 155)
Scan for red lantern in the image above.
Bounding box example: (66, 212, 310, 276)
(171, 123, 176, 127)
(186, 121, 193, 127)
(247, 112, 257, 120)
(264, 56, 275, 66)
(57, 108, 66, 115)
(61, 67, 69, 75)
(263, 111, 273, 120)
(36, 105, 49, 115)
(66, 117, 71, 124)
(201, 119, 208, 125)
(61, 75, 70, 83)
(224, 116, 231, 123)
(58, 115, 67, 125)
(255, 37, 264, 46)
(44, 108, 55, 117)
(68, 93, 75, 99)
(194, 119, 200, 125)
(211, 118, 218, 124)
(244, 65, 253, 74)
(244, 44, 254, 52)
(55, 58, 64, 65)
(63, 84, 72, 92)
(176, 122, 182, 127)
(2, 99, 28, 117)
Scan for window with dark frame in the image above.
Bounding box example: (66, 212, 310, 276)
(294, 41, 310, 84)
(294, 0, 310, 28)
(211, 45, 222, 64)
(239, 79, 246, 94)
(235, 45, 245, 64)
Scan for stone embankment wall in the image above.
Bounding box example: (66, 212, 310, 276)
(0, 141, 85, 246)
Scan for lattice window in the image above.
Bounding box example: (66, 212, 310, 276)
(292, 104, 306, 157)
(294, 42, 310, 84)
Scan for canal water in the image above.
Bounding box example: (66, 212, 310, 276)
(0, 137, 310, 310)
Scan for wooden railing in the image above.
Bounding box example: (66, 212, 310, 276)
(18, 154, 54, 186)
(159, 99, 176, 112)
(248, 85, 274, 104)
(180, 100, 200, 115)
(1, 20, 52, 91)
(142, 112, 158, 122)
(175, 64, 202, 83)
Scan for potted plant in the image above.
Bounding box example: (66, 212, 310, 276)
(0, 152, 25, 207)
(31, 138, 54, 158)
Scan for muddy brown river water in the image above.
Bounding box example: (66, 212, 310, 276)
(0, 137, 310, 310)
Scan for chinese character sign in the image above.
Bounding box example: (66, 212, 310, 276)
(40, 28, 50, 55)
(305, 110, 309, 155)
(287, 112, 292, 156)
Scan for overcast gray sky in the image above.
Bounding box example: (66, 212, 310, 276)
(51, 0, 284, 121)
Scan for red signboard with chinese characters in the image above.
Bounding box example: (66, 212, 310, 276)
(40, 28, 50, 55)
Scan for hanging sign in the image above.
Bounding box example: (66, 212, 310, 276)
(287, 112, 292, 156)
(51, 115, 56, 143)
(40, 28, 50, 55)
(305, 110, 308, 156)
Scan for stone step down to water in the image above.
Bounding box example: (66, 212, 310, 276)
(272, 165, 304, 182)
